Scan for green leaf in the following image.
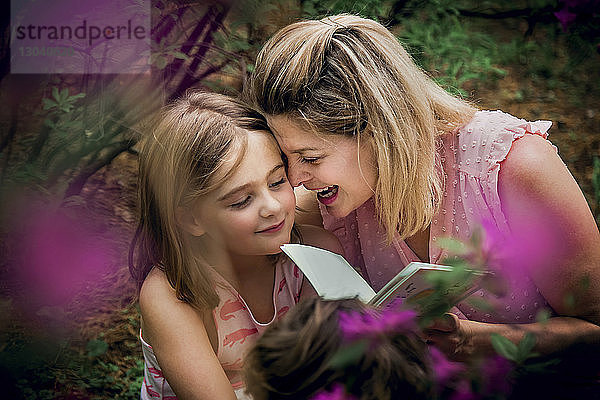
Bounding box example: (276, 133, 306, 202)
(465, 297, 494, 312)
(171, 51, 190, 60)
(536, 308, 551, 323)
(154, 55, 168, 69)
(42, 98, 58, 110)
(60, 88, 69, 102)
(564, 293, 575, 310)
(327, 340, 368, 369)
(491, 333, 518, 361)
(86, 339, 108, 358)
(436, 237, 469, 256)
(70, 92, 86, 101)
(516, 332, 537, 363)
(52, 87, 59, 101)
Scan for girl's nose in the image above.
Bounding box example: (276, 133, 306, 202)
(259, 192, 283, 218)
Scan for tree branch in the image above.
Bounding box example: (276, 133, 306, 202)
(64, 140, 134, 198)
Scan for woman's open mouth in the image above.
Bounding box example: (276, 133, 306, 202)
(315, 185, 338, 205)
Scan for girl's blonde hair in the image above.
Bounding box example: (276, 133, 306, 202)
(247, 14, 477, 242)
(130, 91, 274, 310)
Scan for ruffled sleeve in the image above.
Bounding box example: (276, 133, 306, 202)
(454, 110, 554, 237)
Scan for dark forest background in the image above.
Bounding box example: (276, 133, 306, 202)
(0, 0, 598, 398)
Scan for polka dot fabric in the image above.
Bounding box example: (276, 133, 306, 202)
(321, 110, 555, 323)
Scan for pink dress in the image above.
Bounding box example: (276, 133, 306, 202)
(140, 257, 303, 399)
(321, 110, 555, 323)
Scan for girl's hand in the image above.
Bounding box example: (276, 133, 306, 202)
(423, 313, 477, 361)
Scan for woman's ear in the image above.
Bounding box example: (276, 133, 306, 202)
(175, 206, 206, 237)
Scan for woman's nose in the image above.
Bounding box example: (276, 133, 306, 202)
(287, 165, 311, 187)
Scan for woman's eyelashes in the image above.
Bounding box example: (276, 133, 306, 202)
(299, 156, 321, 164)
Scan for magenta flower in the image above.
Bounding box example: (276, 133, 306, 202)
(429, 346, 466, 387)
(480, 355, 513, 396)
(338, 308, 418, 341)
(311, 383, 356, 400)
(12, 204, 115, 310)
(554, 7, 577, 31)
(449, 379, 479, 400)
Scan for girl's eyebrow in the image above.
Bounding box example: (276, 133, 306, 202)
(217, 164, 285, 202)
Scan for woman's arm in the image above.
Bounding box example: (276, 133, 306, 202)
(427, 134, 600, 360)
(139, 269, 237, 400)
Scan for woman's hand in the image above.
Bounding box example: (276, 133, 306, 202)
(424, 313, 477, 361)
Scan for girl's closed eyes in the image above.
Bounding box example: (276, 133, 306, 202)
(228, 172, 288, 209)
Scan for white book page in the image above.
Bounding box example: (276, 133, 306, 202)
(280, 244, 376, 303)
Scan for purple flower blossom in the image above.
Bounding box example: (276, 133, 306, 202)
(429, 346, 466, 387)
(338, 308, 418, 342)
(449, 379, 479, 400)
(480, 355, 513, 396)
(554, 7, 578, 31)
(311, 383, 356, 400)
(13, 204, 114, 309)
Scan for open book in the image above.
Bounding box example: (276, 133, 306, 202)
(281, 244, 482, 308)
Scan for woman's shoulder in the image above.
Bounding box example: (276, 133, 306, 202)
(297, 223, 345, 256)
(450, 110, 554, 175)
(460, 110, 552, 140)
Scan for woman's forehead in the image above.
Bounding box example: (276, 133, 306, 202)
(267, 115, 340, 152)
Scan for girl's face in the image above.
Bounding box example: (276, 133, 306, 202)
(193, 131, 296, 256)
(268, 116, 377, 219)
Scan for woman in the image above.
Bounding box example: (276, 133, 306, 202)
(246, 14, 600, 371)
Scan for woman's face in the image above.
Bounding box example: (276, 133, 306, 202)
(268, 115, 378, 219)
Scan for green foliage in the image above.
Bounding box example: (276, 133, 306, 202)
(396, 1, 506, 97)
(302, 0, 392, 19)
(6, 315, 144, 400)
(491, 332, 539, 364)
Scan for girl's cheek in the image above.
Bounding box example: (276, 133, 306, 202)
(285, 187, 297, 210)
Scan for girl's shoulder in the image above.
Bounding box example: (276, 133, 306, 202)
(140, 267, 174, 302)
(139, 267, 196, 319)
(296, 223, 345, 256)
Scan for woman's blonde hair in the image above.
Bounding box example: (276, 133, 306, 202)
(247, 14, 477, 242)
(129, 91, 276, 310)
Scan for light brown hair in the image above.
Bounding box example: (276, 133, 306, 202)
(243, 297, 433, 400)
(247, 14, 477, 242)
(129, 91, 282, 310)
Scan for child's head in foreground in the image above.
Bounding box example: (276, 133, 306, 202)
(243, 297, 433, 400)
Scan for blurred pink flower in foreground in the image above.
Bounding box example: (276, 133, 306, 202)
(479, 355, 513, 397)
(429, 346, 466, 388)
(338, 308, 418, 342)
(311, 383, 356, 400)
(13, 205, 114, 308)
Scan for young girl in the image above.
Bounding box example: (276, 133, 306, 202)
(247, 14, 600, 370)
(129, 91, 341, 400)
